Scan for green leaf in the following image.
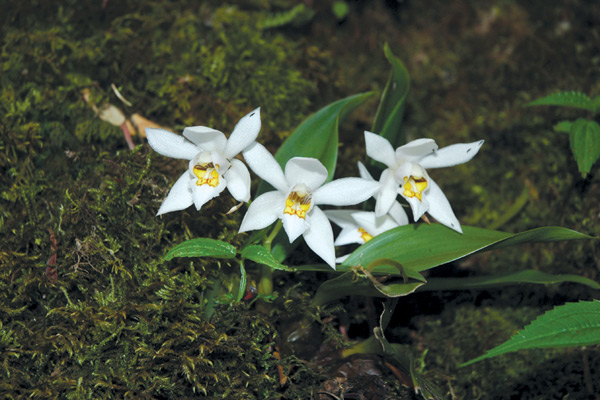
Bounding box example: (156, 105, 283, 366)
(553, 120, 572, 133)
(593, 94, 600, 111)
(525, 91, 595, 112)
(569, 118, 600, 177)
(339, 224, 593, 275)
(240, 245, 293, 271)
(332, 1, 349, 20)
(420, 269, 600, 292)
(461, 300, 600, 366)
(372, 43, 410, 147)
(163, 238, 237, 261)
(264, 91, 374, 185)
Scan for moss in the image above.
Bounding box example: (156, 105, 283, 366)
(0, 1, 326, 397)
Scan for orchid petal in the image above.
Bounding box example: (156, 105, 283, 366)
(302, 206, 336, 268)
(335, 254, 350, 263)
(156, 172, 194, 215)
(239, 191, 283, 233)
(374, 169, 398, 217)
(325, 209, 359, 229)
(402, 189, 430, 222)
(182, 126, 227, 152)
(424, 178, 462, 233)
(313, 178, 379, 206)
(325, 210, 367, 246)
(389, 201, 410, 226)
(224, 107, 261, 158)
(357, 161, 375, 181)
(285, 157, 328, 190)
(419, 140, 485, 169)
(333, 227, 364, 246)
(242, 142, 288, 193)
(395, 138, 438, 162)
(364, 131, 396, 167)
(146, 128, 199, 160)
(192, 179, 227, 210)
(224, 159, 251, 202)
(351, 211, 400, 236)
(282, 213, 308, 243)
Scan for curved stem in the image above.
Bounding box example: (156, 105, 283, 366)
(263, 220, 283, 252)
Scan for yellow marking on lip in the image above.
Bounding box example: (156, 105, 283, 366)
(358, 227, 373, 243)
(193, 163, 220, 187)
(283, 190, 312, 219)
(403, 176, 428, 201)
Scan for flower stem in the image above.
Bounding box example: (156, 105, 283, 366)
(257, 221, 282, 312)
(263, 220, 282, 252)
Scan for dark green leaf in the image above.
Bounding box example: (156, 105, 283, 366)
(241, 245, 293, 271)
(569, 118, 600, 177)
(525, 91, 594, 111)
(340, 224, 592, 275)
(420, 269, 600, 291)
(462, 300, 600, 366)
(372, 43, 410, 147)
(163, 238, 237, 261)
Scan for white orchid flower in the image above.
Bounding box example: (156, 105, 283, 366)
(326, 202, 408, 246)
(325, 204, 408, 263)
(364, 131, 484, 233)
(239, 143, 380, 268)
(146, 108, 261, 215)
(325, 161, 409, 263)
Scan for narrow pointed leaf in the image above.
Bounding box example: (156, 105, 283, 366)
(240, 244, 293, 271)
(164, 238, 236, 261)
(340, 224, 593, 275)
(419, 269, 600, 292)
(372, 43, 410, 147)
(461, 300, 600, 366)
(525, 91, 594, 111)
(569, 118, 600, 177)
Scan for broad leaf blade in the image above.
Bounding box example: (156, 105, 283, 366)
(420, 269, 600, 292)
(240, 245, 292, 271)
(340, 224, 592, 275)
(569, 118, 600, 177)
(525, 91, 594, 111)
(372, 43, 410, 147)
(462, 300, 600, 366)
(164, 238, 237, 261)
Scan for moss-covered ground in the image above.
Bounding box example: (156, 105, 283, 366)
(1, 0, 599, 398)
